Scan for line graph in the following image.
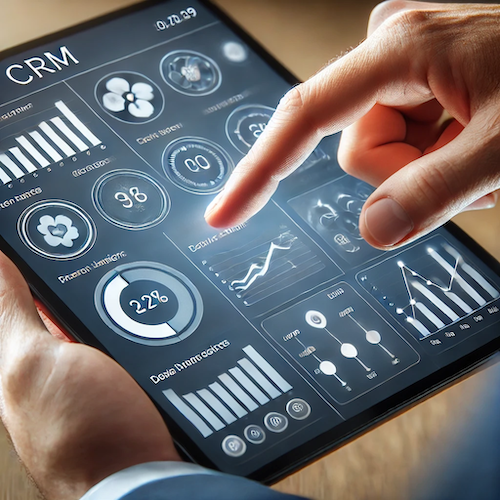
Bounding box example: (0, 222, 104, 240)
(359, 237, 500, 341)
(230, 241, 295, 292)
(204, 230, 325, 309)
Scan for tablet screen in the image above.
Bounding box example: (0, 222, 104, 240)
(1, 0, 499, 479)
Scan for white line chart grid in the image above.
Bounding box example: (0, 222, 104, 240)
(163, 345, 292, 438)
(0, 101, 102, 184)
(203, 229, 325, 308)
(358, 236, 500, 341)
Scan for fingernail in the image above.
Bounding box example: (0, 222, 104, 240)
(364, 198, 414, 247)
(204, 191, 225, 219)
(463, 194, 497, 212)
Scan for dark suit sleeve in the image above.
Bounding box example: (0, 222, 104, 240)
(120, 473, 307, 500)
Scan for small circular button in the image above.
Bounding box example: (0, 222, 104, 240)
(160, 50, 221, 96)
(18, 200, 96, 260)
(264, 412, 288, 433)
(244, 425, 266, 444)
(92, 169, 170, 230)
(286, 398, 311, 421)
(221, 435, 247, 458)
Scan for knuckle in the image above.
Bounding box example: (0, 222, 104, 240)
(377, 6, 435, 45)
(410, 161, 459, 214)
(277, 84, 307, 119)
(371, 0, 413, 25)
(274, 83, 321, 142)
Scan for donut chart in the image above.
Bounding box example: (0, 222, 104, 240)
(95, 261, 203, 345)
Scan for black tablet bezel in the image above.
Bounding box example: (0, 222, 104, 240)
(0, 0, 499, 485)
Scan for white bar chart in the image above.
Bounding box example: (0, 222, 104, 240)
(163, 345, 292, 438)
(360, 238, 500, 340)
(0, 100, 101, 184)
(401, 245, 499, 337)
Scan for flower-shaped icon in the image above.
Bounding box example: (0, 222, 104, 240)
(102, 77, 155, 118)
(37, 215, 79, 248)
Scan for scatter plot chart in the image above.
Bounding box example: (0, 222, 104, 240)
(357, 236, 500, 352)
(262, 283, 419, 404)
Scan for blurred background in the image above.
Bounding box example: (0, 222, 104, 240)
(1, 1, 499, 499)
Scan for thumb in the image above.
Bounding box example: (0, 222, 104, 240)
(360, 112, 500, 248)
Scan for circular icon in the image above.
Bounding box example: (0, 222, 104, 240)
(222, 41, 248, 63)
(225, 105, 274, 154)
(18, 200, 96, 260)
(95, 71, 165, 124)
(162, 137, 234, 195)
(160, 50, 221, 96)
(264, 412, 288, 433)
(286, 398, 311, 421)
(305, 310, 327, 329)
(95, 262, 203, 346)
(92, 170, 170, 230)
(221, 435, 247, 458)
(244, 425, 266, 445)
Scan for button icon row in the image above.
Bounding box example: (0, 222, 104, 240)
(264, 412, 288, 433)
(221, 398, 312, 457)
(221, 435, 246, 458)
(244, 425, 266, 444)
(286, 398, 311, 420)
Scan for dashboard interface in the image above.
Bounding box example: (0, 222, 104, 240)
(1, 0, 500, 478)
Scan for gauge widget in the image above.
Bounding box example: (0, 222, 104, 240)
(95, 261, 203, 346)
(162, 137, 234, 195)
(225, 104, 274, 154)
(92, 169, 170, 230)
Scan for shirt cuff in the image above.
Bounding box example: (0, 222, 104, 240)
(80, 461, 220, 500)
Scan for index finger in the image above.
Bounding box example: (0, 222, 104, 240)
(204, 21, 428, 228)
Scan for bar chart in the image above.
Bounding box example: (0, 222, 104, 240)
(163, 345, 292, 438)
(358, 236, 500, 341)
(0, 101, 102, 185)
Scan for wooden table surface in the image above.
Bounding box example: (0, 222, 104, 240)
(1, 1, 499, 499)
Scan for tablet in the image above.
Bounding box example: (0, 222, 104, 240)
(0, 0, 499, 484)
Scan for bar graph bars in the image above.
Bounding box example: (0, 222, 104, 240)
(0, 101, 101, 184)
(163, 345, 293, 438)
(359, 237, 500, 340)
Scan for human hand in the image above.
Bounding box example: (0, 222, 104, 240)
(205, 0, 500, 249)
(0, 254, 181, 500)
